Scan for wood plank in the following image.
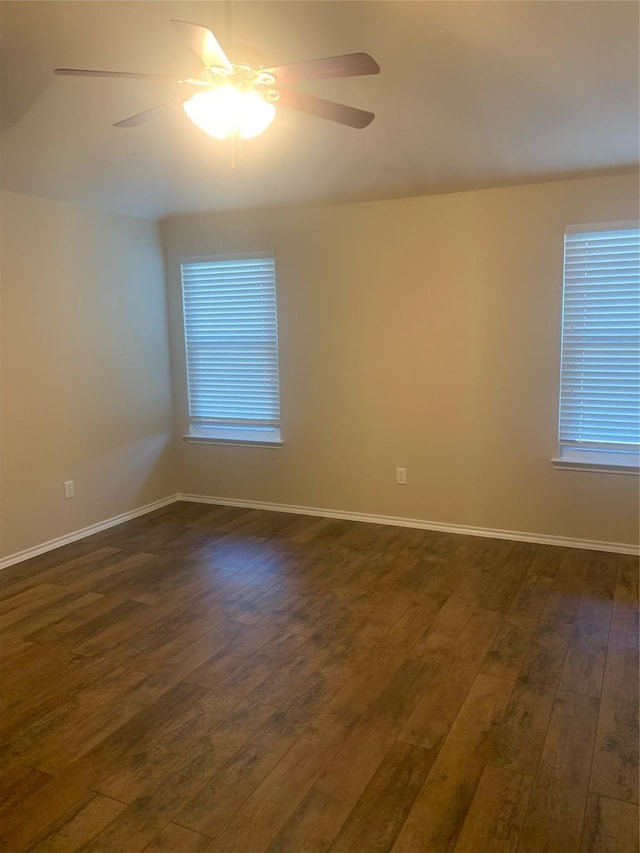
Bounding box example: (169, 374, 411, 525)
(147, 619, 248, 682)
(327, 740, 435, 853)
(247, 628, 353, 711)
(526, 544, 567, 582)
(0, 763, 52, 818)
(0, 639, 66, 694)
(559, 553, 617, 698)
(519, 691, 599, 853)
(82, 702, 277, 852)
(141, 823, 212, 852)
(30, 547, 127, 590)
(358, 590, 414, 640)
(320, 599, 448, 728)
(103, 606, 236, 670)
(398, 608, 502, 749)
(1, 652, 125, 746)
(0, 635, 34, 664)
(265, 659, 434, 852)
(24, 592, 134, 643)
(216, 508, 304, 540)
(67, 599, 176, 658)
(411, 594, 474, 657)
(0, 545, 121, 597)
(590, 630, 639, 804)
(119, 563, 208, 608)
(24, 793, 127, 852)
(186, 532, 273, 569)
(0, 582, 70, 623)
(476, 541, 533, 613)
(13, 667, 154, 773)
(452, 539, 515, 610)
(481, 577, 551, 681)
(183, 503, 255, 531)
(581, 793, 640, 853)
(490, 560, 584, 774)
(611, 554, 639, 636)
(560, 611, 612, 699)
(212, 718, 347, 851)
(173, 705, 311, 839)
(4, 591, 104, 640)
(96, 696, 274, 805)
(489, 681, 557, 776)
(256, 585, 357, 641)
(281, 633, 379, 722)
(391, 673, 514, 853)
(453, 765, 533, 853)
(18, 667, 191, 773)
(0, 680, 207, 851)
(183, 619, 289, 691)
(213, 578, 288, 627)
(63, 552, 157, 593)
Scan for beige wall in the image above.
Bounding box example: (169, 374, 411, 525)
(2, 176, 635, 558)
(0, 190, 176, 558)
(162, 173, 639, 548)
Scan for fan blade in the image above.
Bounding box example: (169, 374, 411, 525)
(114, 98, 189, 128)
(170, 19, 232, 72)
(55, 68, 185, 82)
(263, 53, 379, 85)
(276, 89, 374, 129)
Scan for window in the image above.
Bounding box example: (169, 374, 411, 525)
(553, 221, 639, 472)
(180, 253, 282, 445)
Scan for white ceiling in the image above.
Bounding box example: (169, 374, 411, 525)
(0, 1, 638, 220)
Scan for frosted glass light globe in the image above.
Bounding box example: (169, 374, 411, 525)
(183, 86, 276, 140)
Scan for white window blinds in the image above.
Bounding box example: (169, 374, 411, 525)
(557, 222, 639, 468)
(181, 254, 281, 441)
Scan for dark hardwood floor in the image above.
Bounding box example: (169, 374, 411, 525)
(0, 501, 638, 852)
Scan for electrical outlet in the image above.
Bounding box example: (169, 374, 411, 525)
(396, 467, 407, 485)
(64, 480, 75, 499)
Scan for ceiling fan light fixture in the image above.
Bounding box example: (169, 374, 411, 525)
(183, 85, 276, 140)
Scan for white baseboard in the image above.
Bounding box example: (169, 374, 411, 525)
(0, 494, 180, 571)
(178, 493, 640, 556)
(2, 491, 636, 571)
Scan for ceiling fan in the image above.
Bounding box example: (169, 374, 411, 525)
(54, 19, 380, 140)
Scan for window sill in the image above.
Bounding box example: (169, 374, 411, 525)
(182, 426, 283, 447)
(551, 449, 639, 475)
